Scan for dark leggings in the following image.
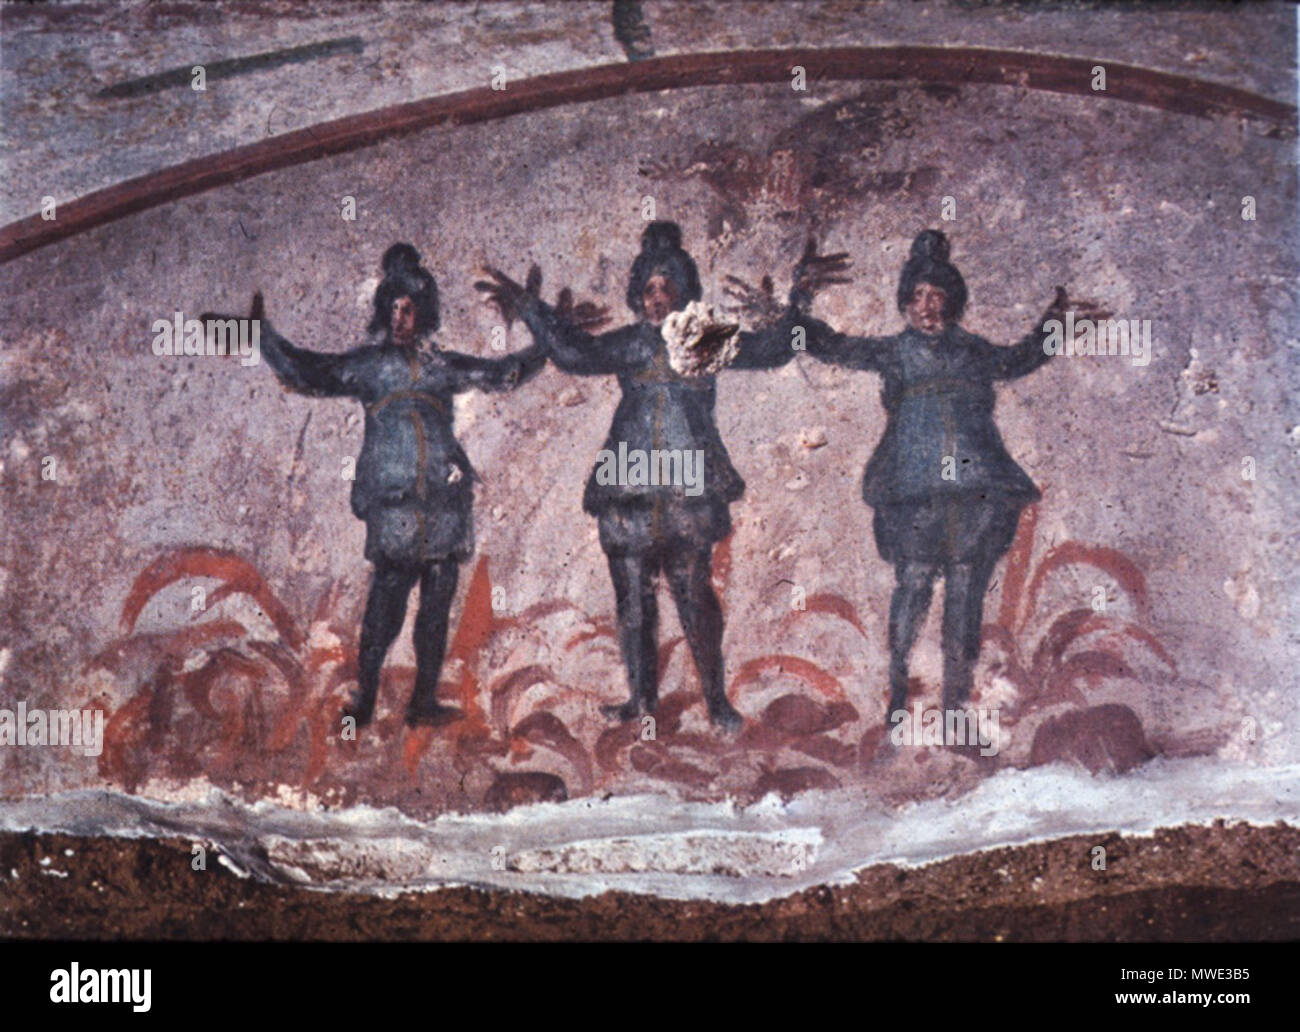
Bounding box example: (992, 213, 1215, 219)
(887, 556, 998, 712)
(606, 546, 731, 715)
(355, 558, 460, 718)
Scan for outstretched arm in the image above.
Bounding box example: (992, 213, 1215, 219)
(803, 316, 891, 372)
(521, 297, 640, 375)
(728, 307, 804, 370)
(478, 265, 633, 376)
(721, 272, 794, 370)
(723, 238, 882, 371)
(203, 293, 361, 398)
(985, 287, 1108, 380)
(443, 337, 549, 394)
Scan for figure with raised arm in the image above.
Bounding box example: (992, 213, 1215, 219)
(791, 230, 1104, 716)
(478, 223, 839, 732)
(205, 244, 549, 729)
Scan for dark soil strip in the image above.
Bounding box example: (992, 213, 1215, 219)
(2, 822, 1296, 941)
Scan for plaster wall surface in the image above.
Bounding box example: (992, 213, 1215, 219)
(0, 1, 1296, 899)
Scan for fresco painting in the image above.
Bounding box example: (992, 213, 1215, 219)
(0, 1, 1296, 947)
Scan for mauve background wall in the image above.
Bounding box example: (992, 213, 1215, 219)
(0, 3, 1296, 826)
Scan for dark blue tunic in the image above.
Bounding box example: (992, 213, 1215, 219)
(804, 316, 1056, 563)
(260, 322, 547, 564)
(521, 299, 797, 553)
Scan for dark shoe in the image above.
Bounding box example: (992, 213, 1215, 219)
(707, 699, 744, 734)
(404, 700, 462, 728)
(342, 689, 376, 728)
(601, 697, 645, 723)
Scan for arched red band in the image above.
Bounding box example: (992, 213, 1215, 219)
(2, 45, 1293, 264)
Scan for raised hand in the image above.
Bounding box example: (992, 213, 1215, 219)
(477, 264, 609, 331)
(790, 237, 851, 309)
(721, 273, 783, 328)
(200, 291, 265, 329)
(1046, 286, 1112, 324)
(475, 265, 535, 326)
(555, 287, 611, 333)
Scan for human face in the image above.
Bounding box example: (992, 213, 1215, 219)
(391, 295, 417, 345)
(642, 274, 679, 326)
(906, 282, 948, 336)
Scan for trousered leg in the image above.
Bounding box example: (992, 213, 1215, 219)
(353, 563, 422, 724)
(606, 552, 659, 716)
(664, 546, 739, 727)
(940, 558, 997, 709)
(888, 561, 939, 712)
(408, 558, 460, 719)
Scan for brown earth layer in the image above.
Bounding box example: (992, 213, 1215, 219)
(1, 822, 1296, 941)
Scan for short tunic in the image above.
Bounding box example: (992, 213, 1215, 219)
(260, 323, 546, 565)
(806, 316, 1055, 564)
(521, 299, 798, 555)
(596, 497, 733, 557)
(871, 495, 1023, 565)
